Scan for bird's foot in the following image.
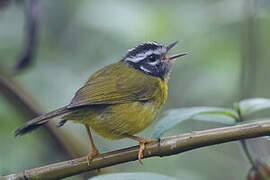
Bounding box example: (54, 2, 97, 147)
(87, 148, 99, 166)
(138, 139, 155, 165)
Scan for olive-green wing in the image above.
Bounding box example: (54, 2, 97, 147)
(67, 62, 159, 108)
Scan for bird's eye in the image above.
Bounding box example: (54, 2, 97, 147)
(147, 55, 156, 62)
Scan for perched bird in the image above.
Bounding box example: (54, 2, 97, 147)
(15, 41, 186, 164)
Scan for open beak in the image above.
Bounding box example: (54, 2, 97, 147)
(166, 41, 187, 61)
(168, 53, 187, 60)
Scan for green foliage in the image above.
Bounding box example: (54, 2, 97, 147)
(237, 98, 270, 117)
(153, 98, 270, 138)
(192, 114, 236, 125)
(90, 172, 178, 180)
(152, 107, 237, 138)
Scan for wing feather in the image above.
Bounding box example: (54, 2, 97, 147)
(67, 62, 159, 108)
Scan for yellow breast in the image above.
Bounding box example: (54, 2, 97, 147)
(153, 77, 168, 107)
(65, 62, 169, 140)
(80, 77, 168, 140)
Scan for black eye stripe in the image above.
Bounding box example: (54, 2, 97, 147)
(122, 41, 170, 80)
(147, 55, 155, 62)
(147, 54, 159, 63)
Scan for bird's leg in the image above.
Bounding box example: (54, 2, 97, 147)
(84, 125, 99, 165)
(126, 135, 156, 164)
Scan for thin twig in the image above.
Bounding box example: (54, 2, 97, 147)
(3, 119, 270, 180)
(236, 107, 257, 169)
(13, 0, 40, 72)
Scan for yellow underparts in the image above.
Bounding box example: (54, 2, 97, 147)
(65, 76, 168, 140)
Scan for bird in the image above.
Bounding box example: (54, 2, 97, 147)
(15, 41, 186, 164)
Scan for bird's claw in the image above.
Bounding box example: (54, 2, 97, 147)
(87, 149, 99, 166)
(138, 139, 155, 165)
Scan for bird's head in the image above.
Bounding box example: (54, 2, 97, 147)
(122, 41, 186, 80)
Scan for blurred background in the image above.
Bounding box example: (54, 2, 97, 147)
(1, 0, 270, 179)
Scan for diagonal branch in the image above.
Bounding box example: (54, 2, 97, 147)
(0, 68, 99, 178)
(0, 68, 76, 157)
(3, 119, 270, 180)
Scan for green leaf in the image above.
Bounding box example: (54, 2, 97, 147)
(152, 107, 238, 138)
(262, 136, 270, 141)
(90, 172, 178, 180)
(193, 114, 236, 125)
(239, 98, 270, 116)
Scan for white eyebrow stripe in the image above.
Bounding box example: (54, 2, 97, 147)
(125, 53, 147, 63)
(125, 47, 164, 63)
(135, 49, 162, 57)
(145, 49, 163, 55)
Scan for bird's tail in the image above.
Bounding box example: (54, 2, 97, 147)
(15, 106, 69, 136)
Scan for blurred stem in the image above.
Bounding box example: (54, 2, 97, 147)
(0, 67, 99, 178)
(0, 68, 69, 156)
(0, 67, 101, 178)
(235, 105, 252, 165)
(239, 0, 265, 178)
(240, 0, 258, 99)
(0, 67, 98, 156)
(13, 0, 40, 72)
(240, 139, 256, 168)
(3, 119, 270, 180)
(235, 105, 263, 178)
